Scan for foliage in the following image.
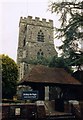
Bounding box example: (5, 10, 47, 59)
(22, 56, 52, 66)
(49, 55, 72, 73)
(1, 54, 18, 99)
(49, 0, 83, 70)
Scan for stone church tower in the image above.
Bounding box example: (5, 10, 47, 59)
(17, 16, 57, 80)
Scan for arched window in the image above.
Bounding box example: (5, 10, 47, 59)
(37, 49, 44, 59)
(37, 30, 44, 42)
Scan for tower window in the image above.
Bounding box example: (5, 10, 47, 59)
(23, 37, 26, 47)
(37, 49, 44, 59)
(37, 30, 44, 42)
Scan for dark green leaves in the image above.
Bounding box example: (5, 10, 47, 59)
(1, 54, 18, 99)
(50, 0, 83, 70)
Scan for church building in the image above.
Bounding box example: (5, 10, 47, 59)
(17, 16, 57, 80)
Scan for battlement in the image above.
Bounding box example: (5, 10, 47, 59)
(20, 17, 27, 23)
(20, 16, 53, 28)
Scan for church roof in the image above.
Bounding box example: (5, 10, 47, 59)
(19, 65, 82, 86)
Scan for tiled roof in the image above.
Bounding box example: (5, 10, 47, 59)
(20, 65, 81, 85)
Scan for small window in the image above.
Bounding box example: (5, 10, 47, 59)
(37, 30, 44, 42)
(23, 37, 26, 47)
(37, 49, 44, 59)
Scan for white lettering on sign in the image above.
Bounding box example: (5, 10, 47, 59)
(22, 91, 38, 100)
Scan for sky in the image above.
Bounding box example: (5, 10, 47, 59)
(0, 0, 61, 62)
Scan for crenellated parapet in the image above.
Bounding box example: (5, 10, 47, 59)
(19, 16, 53, 28)
(17, 15, 56, 81)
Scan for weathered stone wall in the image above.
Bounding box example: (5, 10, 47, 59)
(17, 16, 57, 80)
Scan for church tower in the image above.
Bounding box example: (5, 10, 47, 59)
(17, 16, 57, 80)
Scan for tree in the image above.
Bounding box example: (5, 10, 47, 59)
(1, 54, 18, 99)
(49, 55, 72, 73)
(49, 0, 83, 70)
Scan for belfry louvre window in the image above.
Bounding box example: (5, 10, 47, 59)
(37, 30, 44, 42)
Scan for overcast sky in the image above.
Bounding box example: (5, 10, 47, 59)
(1, 0, 61, 62)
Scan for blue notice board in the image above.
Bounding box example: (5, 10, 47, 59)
(22, 91, 38, 100)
